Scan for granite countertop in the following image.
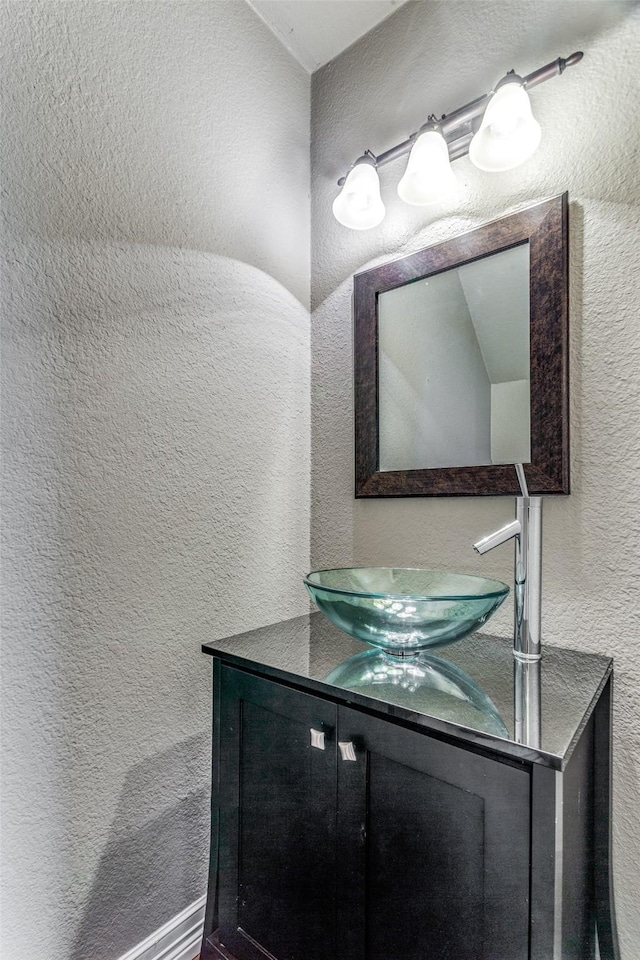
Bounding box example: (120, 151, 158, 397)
(202, 612, 612, 770)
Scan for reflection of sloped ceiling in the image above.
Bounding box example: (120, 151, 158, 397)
(379, 266, 492, 470)
(458, 245, 530, 384)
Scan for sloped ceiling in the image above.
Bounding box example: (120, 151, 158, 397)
(247, 0, 410, 72)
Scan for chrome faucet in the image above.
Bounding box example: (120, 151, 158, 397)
(473, 464, 542, 661)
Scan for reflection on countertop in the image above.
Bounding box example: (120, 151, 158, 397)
(202, 612, 611, 770)
(324, 647, 509, 738)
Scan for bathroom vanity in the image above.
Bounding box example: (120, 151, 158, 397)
(199, 613, 618, 960)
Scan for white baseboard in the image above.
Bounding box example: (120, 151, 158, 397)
(117, 895, 206, 960)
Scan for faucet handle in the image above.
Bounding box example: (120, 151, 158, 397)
(515, 463, 529, 498)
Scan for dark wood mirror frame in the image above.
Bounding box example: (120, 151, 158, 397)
(354, 193, 569, 497)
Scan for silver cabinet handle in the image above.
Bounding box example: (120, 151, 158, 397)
(339, 741, 357, 762)
(310, 728, 325, 750)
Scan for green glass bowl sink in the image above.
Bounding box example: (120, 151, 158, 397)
(304, 568, 509, 658)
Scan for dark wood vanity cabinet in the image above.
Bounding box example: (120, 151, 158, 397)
(215, 667, 338, 960)
(200, 617, 618, 960)
(211, 666, 530, 960)
(335, 704, 530, 960)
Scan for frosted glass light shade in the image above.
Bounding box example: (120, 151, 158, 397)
(397, 129, 457, 205)
(469, 80, 542, 172)
(332, 161, 385, 230)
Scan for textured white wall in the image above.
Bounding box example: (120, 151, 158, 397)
(311, 0, 640, 951)
(1, 2, 309, 959)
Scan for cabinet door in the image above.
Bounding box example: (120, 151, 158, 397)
(217, 666, 337, 960)
(337, 707, 530, 960)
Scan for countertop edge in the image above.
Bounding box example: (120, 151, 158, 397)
(203, 641, 570, 770)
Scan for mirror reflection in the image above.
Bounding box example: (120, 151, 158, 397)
(378, 244, 530, 472)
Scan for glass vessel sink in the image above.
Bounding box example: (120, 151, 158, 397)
(304, 568, 509, 658)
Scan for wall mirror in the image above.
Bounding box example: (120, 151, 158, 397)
(354, 194, 569, 497)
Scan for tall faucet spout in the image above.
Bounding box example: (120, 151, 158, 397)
(515, 496, 543, 661)
(473, 465, 543, 661)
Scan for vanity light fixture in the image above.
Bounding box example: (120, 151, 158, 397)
(397, 119, 457, 205)
(331, 151, 386, 230)
(333, 51, 583, 229)
(469, 74, 541, 172)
